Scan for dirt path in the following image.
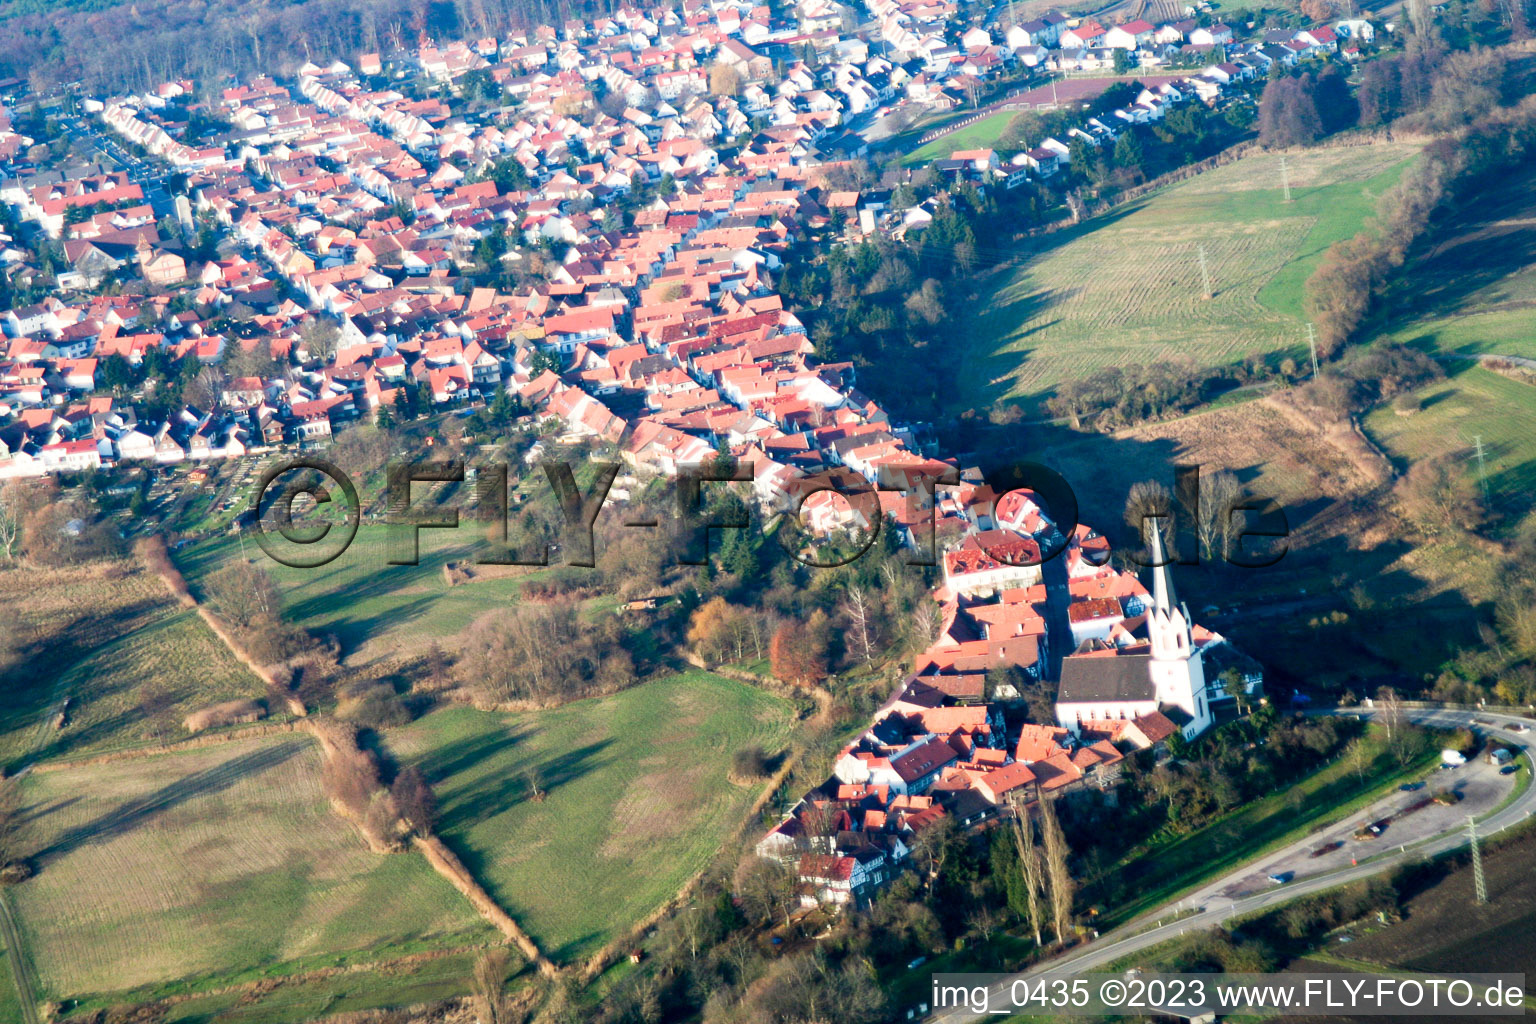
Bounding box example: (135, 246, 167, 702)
(0, 892, 40, 1024)
(412, 835, 557, 978)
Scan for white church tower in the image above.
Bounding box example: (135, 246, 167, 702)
(1145, 525, 1211, 736)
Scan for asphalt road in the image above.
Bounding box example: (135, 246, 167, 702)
(928, 707, 1536, 1023)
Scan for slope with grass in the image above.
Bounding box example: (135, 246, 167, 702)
(1364, 364, 1536, 513)
(384, 671, 796, 963)
(176, 524, 552, 665)
(958, 143, 1421, 413)
(10, 734, 491, 1003)
(1376, 160, 1536, 365)
(0, 561, 265, 770)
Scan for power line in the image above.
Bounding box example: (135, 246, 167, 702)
(1467, 815, 1487, 905)
(1306, 323, 1320, 378)
(1197, 243, 1212, 300)
(1280, 154, 1292, 202)
(1472, 434, 1491, 504)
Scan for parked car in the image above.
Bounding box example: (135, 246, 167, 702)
(1268, 872, 1293, 885)
(1501, 764, 1520, 775)
(1399, 781, 1425, 792)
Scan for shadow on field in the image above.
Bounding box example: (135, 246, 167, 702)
(1393, 166, 1536, 317)
(421, 725, 529, 791)
(0, 596, 172, 772)
(433, 737, 616, 834)
(954, 202, 1148, 416)
(314, 594, 440, 659)
(31, 740, 306, 864)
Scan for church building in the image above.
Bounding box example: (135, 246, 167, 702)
(1054, 526, 1215, 740)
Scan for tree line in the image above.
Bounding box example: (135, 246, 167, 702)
(1304, 46, 1524, 356)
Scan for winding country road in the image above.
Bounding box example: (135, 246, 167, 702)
(929, 706, 1536, 1023)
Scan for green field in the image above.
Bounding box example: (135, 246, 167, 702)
(902, 110, 1017, 166)
(156, 949, 491, 1024)
(0, 562, 265, 770)
(384, 672, 795, 963)
(177, 524, 553, 665)
(1388, 310, 1536, 362)
(959, 143, 1421, 412)
(1364, 363, 1536, 513)
(11, 735, 490, 1003)
(0, 926, 24, 1024)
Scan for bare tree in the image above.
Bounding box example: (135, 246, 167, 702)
(204, 560, 279, 631)
(743, 614, 767, 660)
(1124, 479, 1174, 554)
(1377, 686, 1402, 746)
(299, 316, 342, 363)
(391, 766, 438, 835)
(1376, 687, 1416, 767)
(843, 585, 878, 664)
(798, 801, 839, 853)
(523, 765, 545, 803)
(1188, 470, 1242, 562)
(677, 903, 710, 963)
(969, 899, 1004, 945)
(1395, 455, 1483, 537)
(0, 484, 21, 562)
(471, 949, 516, 1024)
(186, 365, 227, 410)
(911, 815, 959, 896)
(1346, 736, 1370, 787)
(1007, 794, 1046, 948)
(1221, 668, 1251, 715)
(733, 855, 797, 928)
(1038, 795, 1074, 946)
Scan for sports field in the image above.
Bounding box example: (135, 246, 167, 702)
(10, 734, 489, 1002)
(958, 143, 1422, 411)
(384, 671, 795, 963)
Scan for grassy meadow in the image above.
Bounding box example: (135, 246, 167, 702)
(0, 561, 264, 771)
(384, 672, 795, 963)
(1387, 309, 1536, 362)
(0, 916, 24, 1024)
(958, 143, 1422, 412)
(11, 734, 490, 1004)
(1365, 364, 1536, 513)
(176, 523, 554, 665)
(154, 949, 495, 1024)
(1361, 162, 1536, 533)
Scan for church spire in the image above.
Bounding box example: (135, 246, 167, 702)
(1148, 518, 1175, 614)
(1146, 521, 1190, 662)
